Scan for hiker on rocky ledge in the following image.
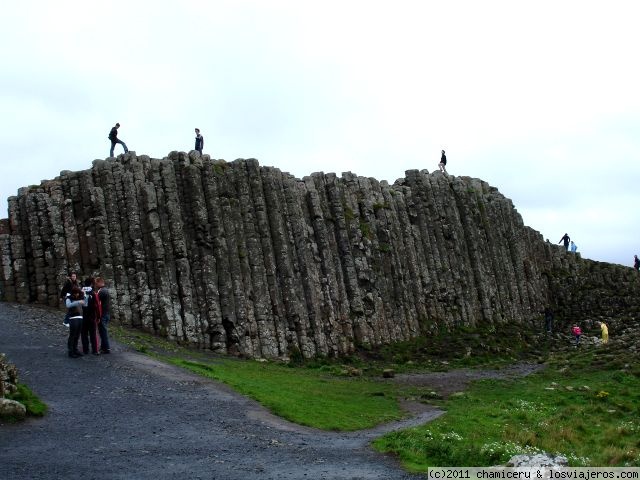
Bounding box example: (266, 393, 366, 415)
(108, 122, 129, 157)
(195, 128, 204, 154)
(570, 241, 577, 253)
(438, 150, 448, 174)
(559, 233, 570, 251)
(634, 254, 639, 272)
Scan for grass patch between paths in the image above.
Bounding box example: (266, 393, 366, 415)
(113, 326, 410, 431)
(114, 325, 640, 469)
(171, 358, 403, 431)
(373, 345, 640, 470)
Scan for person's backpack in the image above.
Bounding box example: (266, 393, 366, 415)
(94, 288, 103, 321)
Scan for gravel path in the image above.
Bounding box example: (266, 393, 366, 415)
(0, 303, 433, 480)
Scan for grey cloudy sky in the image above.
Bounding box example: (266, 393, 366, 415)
(1, 1, 639, 267)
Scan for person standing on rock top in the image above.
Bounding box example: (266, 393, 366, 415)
(634, 254, 639, 272)
(570, 241, 578, 253)
(194, 128, 204, 154)
(95, 277, 111, 354)
(559, 233, 570, 251)
(108, 123, 129, 157)
(438, 150, 448, 174)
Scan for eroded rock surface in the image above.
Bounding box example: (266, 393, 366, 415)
(1, 153, 638, 358)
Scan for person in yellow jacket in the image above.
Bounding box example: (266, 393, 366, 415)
(597, 321, 609, 344)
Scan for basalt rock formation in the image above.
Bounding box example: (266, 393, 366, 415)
(1, 152, 638, 359)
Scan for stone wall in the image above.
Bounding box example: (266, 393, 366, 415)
(1, 152, 638, 358)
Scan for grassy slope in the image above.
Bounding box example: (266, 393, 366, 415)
(114, 325, 640, 469)
(374, 344, 640, 470)
(171, 358, 404, 431)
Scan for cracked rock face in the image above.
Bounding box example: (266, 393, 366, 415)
(1, 153, 638, 359)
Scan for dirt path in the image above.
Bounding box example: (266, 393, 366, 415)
(0, 303, 541, 479)
(0, 303, 431, 480)
(392, 363, 543, 398)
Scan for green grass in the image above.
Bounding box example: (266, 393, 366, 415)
(5, 383, 48, 419)
(170, 358, 404, 431)
(373, 345, 640, 470)
(113, 324, 640, 468)
(112, 326, 411, 431)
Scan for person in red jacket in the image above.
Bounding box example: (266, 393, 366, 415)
(572, 324, 582, 347)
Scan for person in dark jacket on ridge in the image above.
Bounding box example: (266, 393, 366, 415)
(438, 149, 448, 174)
(194, 128, 204, 154)
(559, 233, 570, 251)
(109, 122, 128, 157)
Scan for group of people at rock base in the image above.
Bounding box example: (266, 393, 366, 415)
(109, 123, 204, 158)
(571, 321, 608, 347)
(544, 308, 608, 347)
(60, 272, 111, 358)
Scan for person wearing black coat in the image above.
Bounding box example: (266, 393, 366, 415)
(109, 123, 129, 157)
(66, 286, 86, 358)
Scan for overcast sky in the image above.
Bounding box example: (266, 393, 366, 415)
(1, 1, 639, 267)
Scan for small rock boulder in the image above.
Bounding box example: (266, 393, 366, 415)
(0, 398, 27, 419)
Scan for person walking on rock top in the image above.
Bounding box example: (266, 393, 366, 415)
(559, 233, 570, 251)
(438, 150, 448, 174)
(108, 123, 128, 157)
(570, 241, 578, 253)
(634, 254, 639, 272)
(194, 128, 204, 154)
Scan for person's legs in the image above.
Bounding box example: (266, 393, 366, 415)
(98, 313, 111, 352)
(117, 139, 128, 153)
(81, 318, 89, 354)
(68, 317, 83, 357)
(110, 141, 116, 157)
(89, 319, 99, 353)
